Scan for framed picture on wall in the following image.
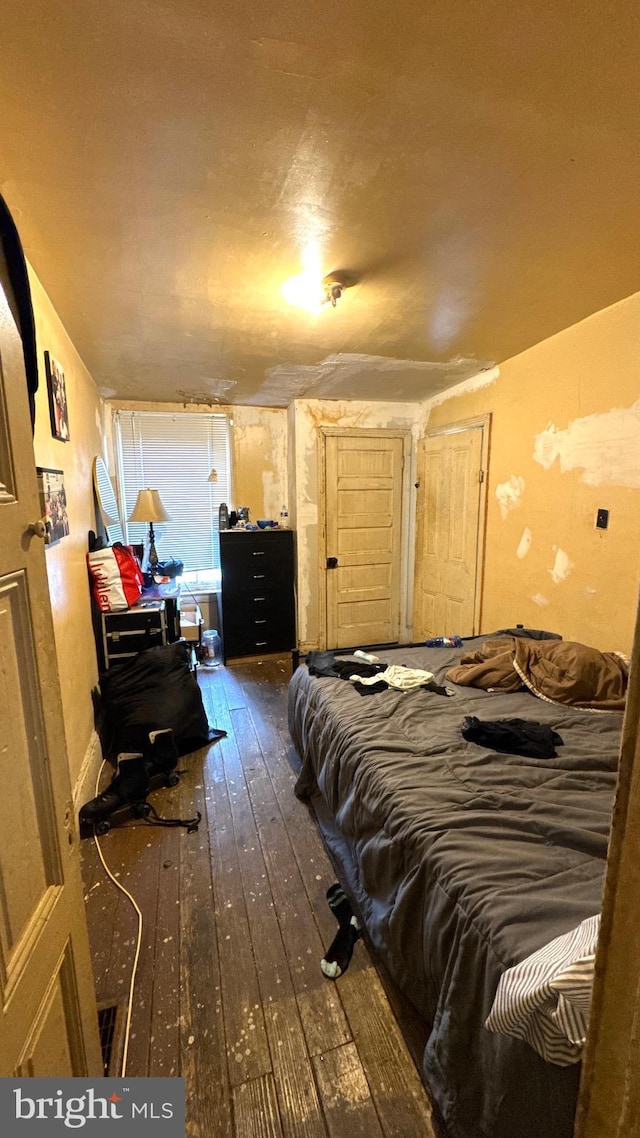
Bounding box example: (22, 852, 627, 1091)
(44, 351, 70, 441)
(36, 466, 70, 545)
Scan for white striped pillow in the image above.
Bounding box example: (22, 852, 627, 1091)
(485, 914, 600, 1066)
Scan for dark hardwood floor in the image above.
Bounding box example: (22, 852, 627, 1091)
(80, 657, 438, 1137)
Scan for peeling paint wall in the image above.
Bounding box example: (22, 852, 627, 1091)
(422, 291, 640, 653)
(231, 406, 288, 521)
(29, 264, 106, 790)
(291, 398, 419, 650)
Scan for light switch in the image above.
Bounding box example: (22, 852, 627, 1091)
(596, 508, 609, 530)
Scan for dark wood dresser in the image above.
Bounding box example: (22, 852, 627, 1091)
(219, 529, 296, 662)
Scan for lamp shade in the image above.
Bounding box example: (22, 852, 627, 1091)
(127, 488, 171, 523)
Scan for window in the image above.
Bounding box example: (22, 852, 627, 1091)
(114, 410, 231, 578)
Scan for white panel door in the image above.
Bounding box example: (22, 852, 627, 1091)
(324, 431, 405, 649)
(0, 262, 101, 1075)
(413, 427, 484, 640)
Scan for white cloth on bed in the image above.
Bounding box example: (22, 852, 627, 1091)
(485, 913, 600, 1066)
(350, 664, 434, 691)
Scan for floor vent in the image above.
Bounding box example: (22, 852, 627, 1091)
(97, 1002, 123, 1076)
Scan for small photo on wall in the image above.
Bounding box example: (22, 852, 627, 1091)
(44, 351, 70, 441)
(36, 467, 70, 545)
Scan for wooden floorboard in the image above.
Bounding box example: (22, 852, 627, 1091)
(203, 734, 272, 1088)
(233, 1074, 284, 1138)
(231, 704, 352, 1059)
(81, 658, 438, 1138)
(312, 1043, 385, 1138)
(179, 752, 233, 1138)
(204, 670, 328, 1138)
(148, 808, 181, 1076)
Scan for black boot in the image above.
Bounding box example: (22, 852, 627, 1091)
(79, 753, 149, 831)
(145, 728, 180, 786)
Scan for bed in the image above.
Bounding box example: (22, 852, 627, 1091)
(288, 636, 625, 1138)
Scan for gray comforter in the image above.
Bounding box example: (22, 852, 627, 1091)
(288, 640, 622, 1138)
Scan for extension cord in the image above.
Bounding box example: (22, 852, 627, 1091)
(92, 759, 143, 1077)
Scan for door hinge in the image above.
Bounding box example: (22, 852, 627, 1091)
(478, 469, 485, 483)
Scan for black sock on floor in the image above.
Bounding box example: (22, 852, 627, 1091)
(321, 883, 361, 979)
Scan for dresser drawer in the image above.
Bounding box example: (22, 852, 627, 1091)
(222, 623, 296, 659)
(222, 589, 292, 622)
(223, 596, 295, 649)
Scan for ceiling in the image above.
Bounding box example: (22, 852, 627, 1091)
(1, 1, 639, 406)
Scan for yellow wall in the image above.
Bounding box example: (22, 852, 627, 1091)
(231, 406, 288, 522)
(424, 292, 640, 654)
(29, 265, 107, 789)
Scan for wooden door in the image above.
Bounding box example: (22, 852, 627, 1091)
(413, 425, 486, 640)
(323, 431, 405, 649)
(0, 264, 101, 1075)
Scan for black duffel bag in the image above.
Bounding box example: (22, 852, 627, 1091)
(99, 641, 224, 759)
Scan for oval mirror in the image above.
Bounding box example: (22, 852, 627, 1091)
(93, 456, 125, 545)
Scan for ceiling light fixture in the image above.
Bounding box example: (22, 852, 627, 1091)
(282, 269, 354, 313)
(322, 273, 345, 307)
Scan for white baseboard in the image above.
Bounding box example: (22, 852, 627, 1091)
(73, 730, 104, 813)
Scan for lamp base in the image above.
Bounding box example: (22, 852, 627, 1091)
(143, 522, 159, 575)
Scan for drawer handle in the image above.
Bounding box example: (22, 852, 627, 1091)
(252, 574, 265, 579)
(254, 619, 266, 625)
(252, 551, 265, 556)
(253, 596, 266, 602)
(255, 641, 268, 647)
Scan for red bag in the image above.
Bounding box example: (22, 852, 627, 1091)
(87, 544, 144, 612)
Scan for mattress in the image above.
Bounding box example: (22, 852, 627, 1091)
(288, 639, 622, 1138)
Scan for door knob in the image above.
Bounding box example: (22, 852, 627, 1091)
(28, 518, 49, 541)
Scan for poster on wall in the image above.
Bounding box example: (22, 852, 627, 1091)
(36, 467, 70, 545)
(44, 351, 70, 441)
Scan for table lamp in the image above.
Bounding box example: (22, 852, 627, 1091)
(127, 488, 170, 571)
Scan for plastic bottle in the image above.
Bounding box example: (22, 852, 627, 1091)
(279, 504, 289, 528)
(424, 635, 463, 648)
(202, 629, 223, 667)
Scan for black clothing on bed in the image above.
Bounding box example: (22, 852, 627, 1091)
(306, 650, 385, 680)
(461, 716, 564, 759)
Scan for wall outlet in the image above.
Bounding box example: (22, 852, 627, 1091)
(596, 508, 609, 530)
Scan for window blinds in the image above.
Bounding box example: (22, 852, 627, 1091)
(114, 410, 231, 572)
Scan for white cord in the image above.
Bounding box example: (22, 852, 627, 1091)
(93, 758, 144, 1078)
